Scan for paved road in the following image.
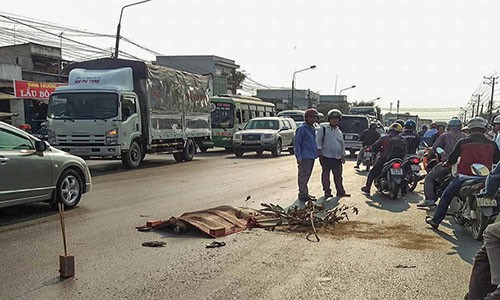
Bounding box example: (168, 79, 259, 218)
(0, 150, 482, 299)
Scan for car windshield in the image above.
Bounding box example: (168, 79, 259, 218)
(48, 93, 119, 120)
(211, 102, 234, 129)
(339, 116, 369, 134)
(245, 119, 279, 130)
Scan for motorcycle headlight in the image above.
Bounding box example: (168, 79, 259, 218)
(106, 128, 118, 145)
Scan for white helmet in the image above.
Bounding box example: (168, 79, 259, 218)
(467, 117, 488, 130)
(494, 115, 500, 124)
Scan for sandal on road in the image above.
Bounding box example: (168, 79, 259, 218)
(206, 241, 226, 248)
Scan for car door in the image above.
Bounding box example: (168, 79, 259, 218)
(280, 120, 293, 146)
(0, 127, 53, 206)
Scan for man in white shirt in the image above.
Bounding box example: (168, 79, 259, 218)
(316, 109, 351, 199)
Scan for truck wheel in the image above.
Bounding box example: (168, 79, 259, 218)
(122, 141, 142, 169)
(55, 169, 82, 209)
(173, 152, 184, 162)
(182, 139, 195, 162)
(271, 140, 282, 157)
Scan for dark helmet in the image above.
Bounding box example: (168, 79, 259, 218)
(395, 119, 405, 127)
(327, 109, 342, 120)
(404, 119, 416, 129)
(447, 118, 462, 128)
(388, 123, 403, 133)
(369, 122, 377, 129)
(421, 124, 428, 129)
(304, 108, 319, 118)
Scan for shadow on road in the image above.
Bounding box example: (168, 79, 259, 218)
(422, 210, 482, 264)
(364, 192, 411, 213)
(0, 203, 57, 228)
(88, 158, 178, 177)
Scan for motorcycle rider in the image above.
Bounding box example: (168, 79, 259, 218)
(418, 124, 428, 138)
(467, 222, 500, 300)
(423, 122, 438, 145)
(492, 115, 500, 149)
(430, 124, 446, 146)
(417, 118, 467, 207)
(354, 122, 381, 169)
(400, 119, 421, 155)
(360, 123, 408, 195)
(425, 117, 500, 229)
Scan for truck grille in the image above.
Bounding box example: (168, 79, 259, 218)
(242, 134, 261, 141)
(57, 134, 105, 146)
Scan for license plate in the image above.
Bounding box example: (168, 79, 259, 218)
(364, 152, 372, 158)
(71, 148, 90, 155)
(244, 141, 260, 145)
(411, 165, 421, 171)
(390, 168, 403, 175)
(344, 135, 353, 140)
(477, 197, 498, 207)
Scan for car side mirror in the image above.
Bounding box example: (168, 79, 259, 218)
(35, 140, 48, 152)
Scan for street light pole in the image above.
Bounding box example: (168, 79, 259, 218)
(339, 85, 356, 95)
(291, 65, 316, 109)
(114, 0, 152, 59)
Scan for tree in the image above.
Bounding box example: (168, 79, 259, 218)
(227, 70, 246, 94)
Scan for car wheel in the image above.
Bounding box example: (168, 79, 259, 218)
(271, 140, 282, 157)
(56, 169, 82, 209)
(234, 149, 244, 157)
(349, 150, 356, 156)
(122, 140, 142, 169)
(256, 149, 264, 155)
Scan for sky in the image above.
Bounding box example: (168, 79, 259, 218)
(2, 0, 500, 119)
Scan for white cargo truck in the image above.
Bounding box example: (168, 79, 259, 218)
(46, 58, 211, 168)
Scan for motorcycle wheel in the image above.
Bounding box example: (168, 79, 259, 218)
(408, 175, 419, 192)
(470, 200, 489, 241)
(389, 181, 400, 199)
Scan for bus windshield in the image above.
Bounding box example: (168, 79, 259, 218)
(211, 102, 234, 129)
(48, 93, 118, 120)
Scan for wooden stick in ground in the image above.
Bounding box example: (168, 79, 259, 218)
(308, 210, 320, 242)
(59, 203, 68, 256)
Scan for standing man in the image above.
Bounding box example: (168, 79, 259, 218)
(425, 117, 500, 229)
(417, 118, 466, 207)
(354, 122, 381, 169)
(316, 109, 350, 198)
(294, 108, 319, 202)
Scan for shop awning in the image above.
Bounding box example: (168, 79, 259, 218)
(0, 92, 15, 100)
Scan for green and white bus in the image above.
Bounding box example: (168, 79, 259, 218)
(199, 95, 276, 151)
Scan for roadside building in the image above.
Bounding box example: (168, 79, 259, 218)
(154, 55, 240, 96)
(256, 89, 319, 111)
(0, 42, 67, 129)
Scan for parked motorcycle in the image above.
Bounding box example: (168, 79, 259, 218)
(374, 158, 405, 199)
(362, 147, 375, 171)
(454, 164, 499, 240)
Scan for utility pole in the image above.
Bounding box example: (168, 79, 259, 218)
(476, 94, 480, 117)
(472, 104, 475, 118)
(396, 100, 400, 119)
(389, 102, 393, 113)
(484, 75, 499, 122)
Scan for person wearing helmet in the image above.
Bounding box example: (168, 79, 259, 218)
(395, 119, 405, 127)
(316, 109, 350, 198)
(360, 123, 408, 195)
(294, 108, 319, 202)
(422, 122, 438, 145)
(354, 122, 381, 169)
(425, 117, 500, 229)
(492, 115, 500, 150)
(417, 118, 466, 207)
(400, 119, 421, 155)
(417, 124, 428, 138)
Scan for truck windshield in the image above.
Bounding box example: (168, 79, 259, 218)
(48, 93, 118, 120)
(339, 116, 369, 134)
(211, 102, 234, 129)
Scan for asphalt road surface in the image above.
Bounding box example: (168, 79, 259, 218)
(0, 150, 483, 300)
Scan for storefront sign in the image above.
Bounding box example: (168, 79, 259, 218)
(13, 80, 66, 100)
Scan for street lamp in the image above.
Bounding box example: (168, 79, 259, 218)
(114, 0, 152, 59)
(369, 97, 381, 102)
(339, 85, 356, 95)
(291, 65, 316, 109)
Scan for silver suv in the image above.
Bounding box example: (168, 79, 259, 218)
(232, 117, 296, 157)
(0, 121, 92, 209)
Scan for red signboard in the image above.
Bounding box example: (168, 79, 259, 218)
(13, 80, 66, 100)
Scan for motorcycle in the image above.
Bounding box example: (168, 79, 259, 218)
(454, 164, 499, 240)
(362, 147, 375, 171)
(33, 122, 48, 141)
(403, 154, 423, 192)
(374, 158, 405, 199)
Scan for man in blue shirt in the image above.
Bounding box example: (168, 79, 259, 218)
(294, 108, 319, 202)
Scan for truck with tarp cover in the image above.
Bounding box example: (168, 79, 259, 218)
(46, 58, 211, 168)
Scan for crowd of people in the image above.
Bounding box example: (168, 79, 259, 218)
(294, 109, 500, 299)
